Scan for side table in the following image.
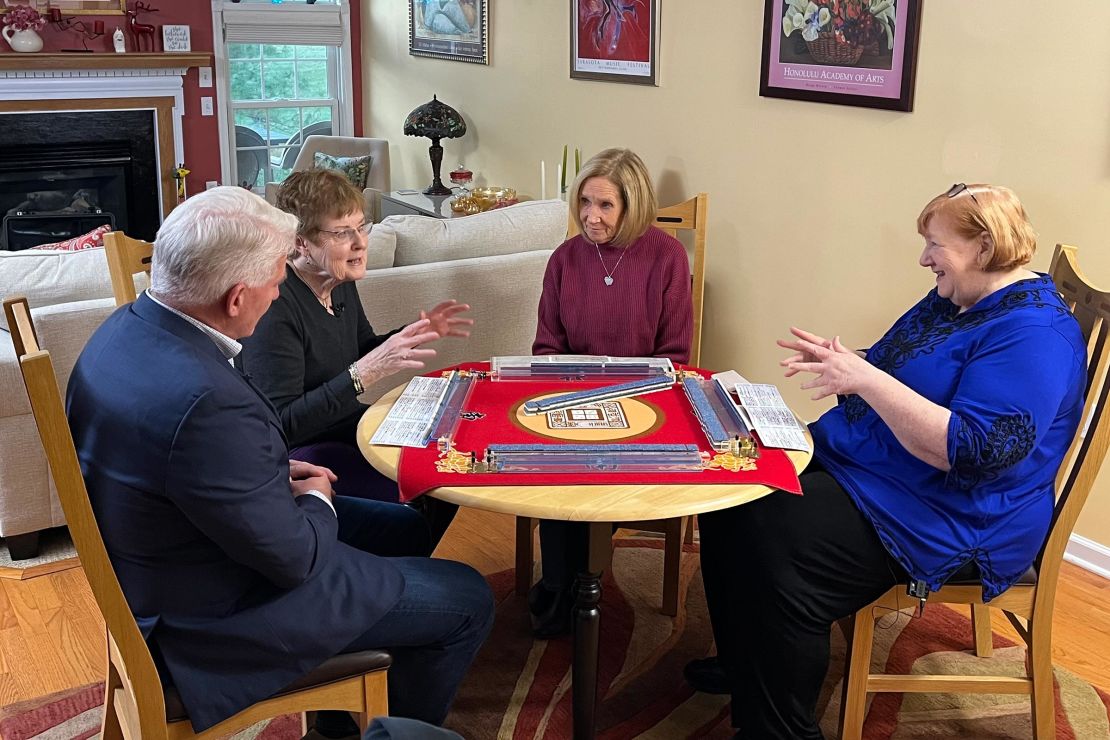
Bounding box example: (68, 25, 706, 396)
(380, 190, 460, 219)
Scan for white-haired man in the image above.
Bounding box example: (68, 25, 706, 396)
(66, 187, 493, 735)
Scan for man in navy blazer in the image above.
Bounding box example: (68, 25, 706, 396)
(66, 187, 493, 733)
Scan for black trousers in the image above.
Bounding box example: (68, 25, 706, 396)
(698, 462, 906, 739)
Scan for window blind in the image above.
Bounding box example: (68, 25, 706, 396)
(222, 6, 345, 46)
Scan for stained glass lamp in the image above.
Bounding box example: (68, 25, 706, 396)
(403, 95, 467, 196)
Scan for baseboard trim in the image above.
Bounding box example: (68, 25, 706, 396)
(1064, 534, 1110, 580)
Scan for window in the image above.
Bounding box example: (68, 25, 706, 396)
(213, 1, 354, 191)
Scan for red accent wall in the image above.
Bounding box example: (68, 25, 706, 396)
(19, 2, 363, 196)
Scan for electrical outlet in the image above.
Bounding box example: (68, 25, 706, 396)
(200, 97, 213, 116)
(198, 66, 213, 88)
(205, 180, 218, 190)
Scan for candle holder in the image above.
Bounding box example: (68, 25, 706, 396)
(48, 10, 105, 52)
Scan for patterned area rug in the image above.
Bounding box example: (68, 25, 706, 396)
(0, 682, 301, 740)
(5, 539, 1109, 739)
(444, 537, 1110, 739)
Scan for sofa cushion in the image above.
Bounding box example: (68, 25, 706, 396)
(386, 199, 568, 267)
(30, 223, 113, 252)
(365, 220, 397, 270)
(0, 246, 150, 315)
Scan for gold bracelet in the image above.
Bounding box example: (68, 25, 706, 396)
(349, 363, 364, 394)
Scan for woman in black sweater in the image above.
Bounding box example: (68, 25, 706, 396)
(240, 169, 471, 542)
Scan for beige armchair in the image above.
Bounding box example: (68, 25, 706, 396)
(265, 135, 391, 221)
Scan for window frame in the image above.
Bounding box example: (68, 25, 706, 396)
(211, 0, 355, 190)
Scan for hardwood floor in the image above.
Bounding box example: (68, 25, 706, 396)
(3, 507, 1110, 709)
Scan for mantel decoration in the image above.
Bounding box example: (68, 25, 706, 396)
(759, 0, 923, 111)
(409, 0, 488, 65)
(46, 7, 105, 52)
(403, 94, 467, 196)
(570, 0, 659, 85)
(2, 4, 45, 53)
(125, 0, 157, 52)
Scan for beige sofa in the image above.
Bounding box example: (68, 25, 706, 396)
(0, 199, 568, 558)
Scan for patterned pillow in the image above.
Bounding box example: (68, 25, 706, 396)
(313, 152, 373, 189)
(30, 223, 112, 251)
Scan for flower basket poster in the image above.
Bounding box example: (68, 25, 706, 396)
(760, 0, 922, 111)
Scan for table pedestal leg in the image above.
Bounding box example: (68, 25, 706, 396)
(573, 522, 614, 739)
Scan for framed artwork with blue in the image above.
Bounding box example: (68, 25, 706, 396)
(409, 0, 489, 65)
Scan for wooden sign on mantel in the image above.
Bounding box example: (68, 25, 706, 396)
(161, 24, 191, 53)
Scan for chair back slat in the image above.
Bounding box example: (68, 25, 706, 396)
(3, 296, 168, 734)
(1035, 245, 1110, 609)
(3, 296, 38, 358)
(103, 231, 154, 307)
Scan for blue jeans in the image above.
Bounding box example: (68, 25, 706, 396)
(298, 443, 459, 549)
(334, 495, 432, 557)
(342, 557, 494, 725)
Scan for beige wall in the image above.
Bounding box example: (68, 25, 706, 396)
(364, 1, 1110, 548)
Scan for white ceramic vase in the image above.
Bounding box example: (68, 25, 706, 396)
(1, 26, 43, 53)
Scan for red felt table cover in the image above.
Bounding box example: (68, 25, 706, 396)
(395, 363, 803, 502)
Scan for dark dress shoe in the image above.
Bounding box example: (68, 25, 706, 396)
(683, 655, 731, 695)
(311, 710, 360, 739)
(528, 581, 573, 638)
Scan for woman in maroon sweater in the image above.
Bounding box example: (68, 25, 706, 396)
(530, 148, 693, 636)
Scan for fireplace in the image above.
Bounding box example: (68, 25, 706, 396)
(0, 110, 161, 250)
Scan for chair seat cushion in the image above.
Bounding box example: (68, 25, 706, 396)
(163, 649, 392, 722)
(944, 560, 1037, 587)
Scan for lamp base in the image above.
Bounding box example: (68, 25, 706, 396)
(423, 182, 454, 196)
(423, 139, 453, 196)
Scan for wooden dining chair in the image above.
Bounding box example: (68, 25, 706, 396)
(103, 231, 153, 306)
(518, 193, 709, 617)
(3, 295, 392, 739)
(840, 244, 1110, 740)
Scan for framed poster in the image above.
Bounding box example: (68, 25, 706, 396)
(409, 0, 489, 65)
(570, 0, 659, 86)
(759, 0, 922, 111)
(7, 0, 125, 13)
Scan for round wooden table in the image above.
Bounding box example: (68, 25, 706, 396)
(358, 385, 813, 739)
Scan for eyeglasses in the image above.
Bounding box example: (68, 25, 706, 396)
(946, 183, 980, 207)
(316, 222, 373, 244)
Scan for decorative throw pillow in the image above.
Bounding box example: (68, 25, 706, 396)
(313, 152, 373, 189)
(30, 223, 112, 251)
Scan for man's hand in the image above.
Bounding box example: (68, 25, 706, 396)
(289, 459, 336, 501)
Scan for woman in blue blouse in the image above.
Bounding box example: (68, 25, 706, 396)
(688, 184, 1087, 739)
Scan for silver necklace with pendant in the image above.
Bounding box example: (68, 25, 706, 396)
(591, 238, 628, 287)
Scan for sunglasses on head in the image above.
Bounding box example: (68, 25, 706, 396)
(946, 183, 980, 206)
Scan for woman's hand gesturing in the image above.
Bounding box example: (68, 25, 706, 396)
(421, 300, 473, 340)
(354, 319, 441, 387)
(779, 327, 874, 400)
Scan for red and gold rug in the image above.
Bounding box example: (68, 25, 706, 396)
(444, 537, 1110, 739)
(5, 539, 1109, 739)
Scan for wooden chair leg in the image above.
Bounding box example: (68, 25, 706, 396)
(100, 654, 126, 740)
(515, 516, 535, 596)
(1027, 620, 1054, 740)
(836, 615, 855, 735)
(840, 608, 875, 740)
(971, 603, 993, 657)
(684, 515, 696, 544)
(660, 517, 686, 616)
(358, 671, 390, 732)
